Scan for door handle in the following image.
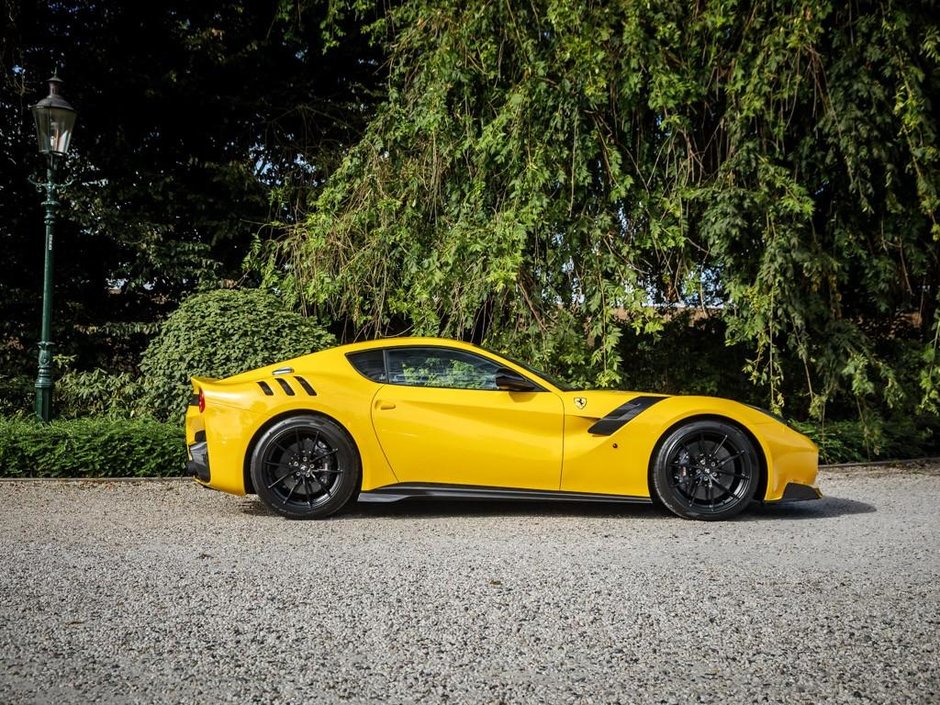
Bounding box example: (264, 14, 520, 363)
(376, 400, 397, 411)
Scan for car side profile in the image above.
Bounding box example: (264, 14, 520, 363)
(185, 337, 820, 521)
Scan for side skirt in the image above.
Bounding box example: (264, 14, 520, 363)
(358, 483, 652, 505)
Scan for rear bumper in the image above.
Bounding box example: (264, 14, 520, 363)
(187, 441, 210, 483)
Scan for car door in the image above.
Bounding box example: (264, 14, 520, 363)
(361, 346, 564, 490)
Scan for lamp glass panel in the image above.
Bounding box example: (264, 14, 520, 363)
(32, 106, 76, 155)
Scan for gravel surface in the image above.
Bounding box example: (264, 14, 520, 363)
(1, 467, 938, 704)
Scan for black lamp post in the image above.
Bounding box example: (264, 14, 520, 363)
(30, 72, 77, 422)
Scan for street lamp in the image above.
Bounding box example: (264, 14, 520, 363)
(30, 72, 77, 422)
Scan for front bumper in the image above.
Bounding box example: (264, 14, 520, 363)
(187, 440, 210, 483)
(769, 482, 823, 503)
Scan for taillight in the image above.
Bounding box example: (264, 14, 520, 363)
(198, 391, 206, 413)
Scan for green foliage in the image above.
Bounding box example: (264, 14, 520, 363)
(923, 314, 940, 413)
(616, 312, 759, 402)
(255, 0, 940, 422)
(0, 1, 384, 380)
(54, 368, 143, 420)
(791, 415, 940, 465)
(0, 417, 185, 478)
(139, 288, 335, 421)
(0, 375, 33, 418)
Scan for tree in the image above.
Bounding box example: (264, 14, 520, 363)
(259, 0, 940, 419)
(0, 0, 385, 381)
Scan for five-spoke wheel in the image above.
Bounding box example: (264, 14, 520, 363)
(651, 420, 759, 520)
(250, 415, 360, 519)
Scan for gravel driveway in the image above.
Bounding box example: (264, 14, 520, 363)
(1, 466, 938, 704)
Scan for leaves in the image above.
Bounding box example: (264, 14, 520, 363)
(0, 417, 185, 478)
(258, 0, 940, 417)
(138, 288, 335, 421)
(0, 0, 383, 376)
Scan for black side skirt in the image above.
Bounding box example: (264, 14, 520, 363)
(358, 483, 652, 505)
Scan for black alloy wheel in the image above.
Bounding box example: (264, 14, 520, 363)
(250, 415, 360, 519)
(651, 420, 759, 520)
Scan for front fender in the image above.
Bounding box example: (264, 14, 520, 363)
(559, 395, 817, 501)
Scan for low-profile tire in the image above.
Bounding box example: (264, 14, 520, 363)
(651, 420, 759, 521)
(250, 415, 361, 519)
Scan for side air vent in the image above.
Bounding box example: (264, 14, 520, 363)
(293, 376, 316, 396)
(257, 377, 317, 397)
(275, 378, 295, 396)
(587, 396, 665, 435)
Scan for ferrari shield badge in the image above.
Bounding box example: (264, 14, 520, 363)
(574, 397, 587, 410)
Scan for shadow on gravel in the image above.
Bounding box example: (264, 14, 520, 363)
(747, 495, 875, 521)
(238, 495, 874, 522)
(346, 500, 668, 521)
(239, 497, 665, 521)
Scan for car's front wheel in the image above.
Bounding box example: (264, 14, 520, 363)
(651, 420, 759, 520)
(250, 415, 360, 519)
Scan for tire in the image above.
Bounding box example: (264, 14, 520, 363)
(250, 415, 361, 519)
(651, 420, 759, 521)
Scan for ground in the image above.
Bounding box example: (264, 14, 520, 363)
(1, 465, 938, 704)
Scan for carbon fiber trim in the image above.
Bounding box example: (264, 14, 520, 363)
(773, 482, 823, 502)
(587, 396, 666, 435)
(186, 441, 210, 483)
(358, 483, 651, 505)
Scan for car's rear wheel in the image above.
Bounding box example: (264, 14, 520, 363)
(250, 415, 360, 519)
(651, 420, 759, 520)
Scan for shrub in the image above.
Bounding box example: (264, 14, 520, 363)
(0, 375, 33, 418)
(55, 368, 143, 419)
(138, 288, 335, 421)
(791, 414, 939, 464)
(0, 417, 185, 478)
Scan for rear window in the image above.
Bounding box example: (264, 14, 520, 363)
(347, 350, 387, 382)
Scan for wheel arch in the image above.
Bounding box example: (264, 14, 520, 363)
(646, 413, 768, 503)
(242, 409, 361, 495)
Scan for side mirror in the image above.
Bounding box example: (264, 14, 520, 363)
(495, 368, 538, 392)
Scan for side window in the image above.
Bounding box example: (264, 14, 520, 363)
(385, 348, 502, 390)
(347, 350, 387, 382)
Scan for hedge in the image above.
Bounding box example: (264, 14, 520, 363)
(791, 415, 940, 465)
(0, 417, 185, 478)
(139, 288, 334, 422)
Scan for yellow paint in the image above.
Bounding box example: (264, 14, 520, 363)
(185, 337, 818, 502)
(371, 385, 563, 489)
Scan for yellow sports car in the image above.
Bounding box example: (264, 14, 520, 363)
(185, 337, 820, 521)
